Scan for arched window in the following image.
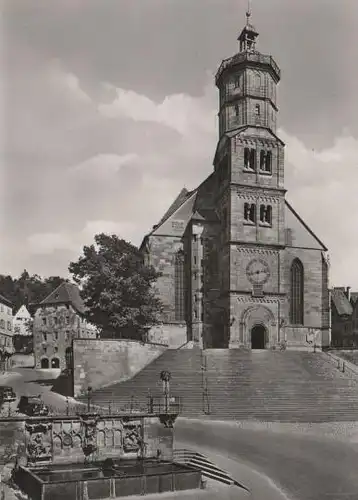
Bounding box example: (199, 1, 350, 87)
(51, 357, 60, 369)
(41, 358, 49, 369)
(174, 250, 185, 322)
(290, 259, 304, 325)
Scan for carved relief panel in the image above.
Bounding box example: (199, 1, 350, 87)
(25, 422, 53, 465)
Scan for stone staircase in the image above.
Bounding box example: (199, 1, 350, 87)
(89, 349, 203, 416)
(89, 350, 358, 422)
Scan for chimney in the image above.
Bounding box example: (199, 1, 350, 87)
(346, 287, 351, 301)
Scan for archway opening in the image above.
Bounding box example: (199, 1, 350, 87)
(41, 358, 49, 369)
(251, 324, 267, 350)
(51, 358, 60, 369)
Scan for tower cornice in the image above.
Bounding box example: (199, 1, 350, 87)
(215, 51, 281, 86)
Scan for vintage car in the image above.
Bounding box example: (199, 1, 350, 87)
(18, 395, 49, 416)
(0, 385, 17, 404)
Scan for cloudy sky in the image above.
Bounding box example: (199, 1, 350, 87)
(1, 0, 358, 288)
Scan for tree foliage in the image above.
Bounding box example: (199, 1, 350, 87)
(69, 233, 162, 340)
(0, 271, 66, 313)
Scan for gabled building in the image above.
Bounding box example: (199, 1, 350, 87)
(13, 305, 32, 336)
(141, 10, 330, 350)
(0, 294, 14, 369)
(331, 287, 353, 348)
(33, 282, 98, 370)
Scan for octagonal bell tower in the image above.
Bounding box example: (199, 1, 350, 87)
(216, 8, 280, 138)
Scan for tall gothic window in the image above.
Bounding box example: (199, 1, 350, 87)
(175, 250, 185, 322)
(290, 258, 304, 325)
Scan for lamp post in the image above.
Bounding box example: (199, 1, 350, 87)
(87, 386, 92, 413)
(160, 371, 171, 413)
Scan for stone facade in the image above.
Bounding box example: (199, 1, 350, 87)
(331, 287, 358, 348)
(73, 339, 167, 397)
(141, 14, 330, 350)
(34, 304, 97, 370)
(33, 283, 97, 370)
(0, 294, 14, 369)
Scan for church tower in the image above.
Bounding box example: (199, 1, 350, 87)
(213, 6, 287, 348)
(142, 5, 330, 351)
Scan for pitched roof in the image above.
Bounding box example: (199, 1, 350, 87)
(157, 188, 192, 227)
(0, 294, 12, 307)
(14, 305, 31, 319)
(331, 288, 353, 316)
(39, 282, 85, 314)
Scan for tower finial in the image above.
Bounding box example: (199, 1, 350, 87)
(246, 0, 252, 24)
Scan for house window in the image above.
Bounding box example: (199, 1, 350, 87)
(234, 104, 240, 117)
(255, 104, 260, 116)
(259, 205, 272, 226)
(290, 259, 304, 325)
(260, 150, 272, 173)
(54, 332, 58, 341)
(7, 321, 11, 331)
(65, 316, 70, 325)
(42, 317, 46, 326)
(244, 203, 256, 224)
(53, 317, 58, 325)
(43, 333, 47, 342)
(244, 148, 256, 170)
(174, 250, 185, 322)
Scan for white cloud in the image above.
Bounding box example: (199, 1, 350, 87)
(27, 232, 77, 255)
(4, 59, 358, 289)
(281, 129, 358, 287)
(98, 81, 217, 137)
(26, 220, 138, 257)
(70, 153, 138, 178)
(47, 61, 92, 103)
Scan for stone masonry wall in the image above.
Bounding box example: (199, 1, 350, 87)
(73, 339, 167, 397)
(148, 235, 183, 324)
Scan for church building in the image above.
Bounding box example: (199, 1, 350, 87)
(141, 11, 330, 350)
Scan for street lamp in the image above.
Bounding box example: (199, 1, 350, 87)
(160, 371, 171, 413)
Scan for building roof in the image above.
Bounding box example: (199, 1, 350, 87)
(331, 288, 353, 317)
(14, 305, 32, 320)
(0, 294, 12, 307)
(156, 188, 192, 227)
(39, 282, 86, 314)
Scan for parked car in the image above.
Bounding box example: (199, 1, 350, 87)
(0, 386, 17, 404)
(18, 395, 49, 416)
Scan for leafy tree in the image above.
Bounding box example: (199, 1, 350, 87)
(69, 233, 162, 340)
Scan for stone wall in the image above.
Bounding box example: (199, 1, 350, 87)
(73, 339, 167, 397)
(146, 324, 187, 348)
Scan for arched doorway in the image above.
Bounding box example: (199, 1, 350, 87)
(41, 358, 49, 369)
(51, 358, 60, 369)
(251, 324, 267, 350)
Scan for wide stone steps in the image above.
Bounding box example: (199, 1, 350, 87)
(89, 350, 358, 422)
